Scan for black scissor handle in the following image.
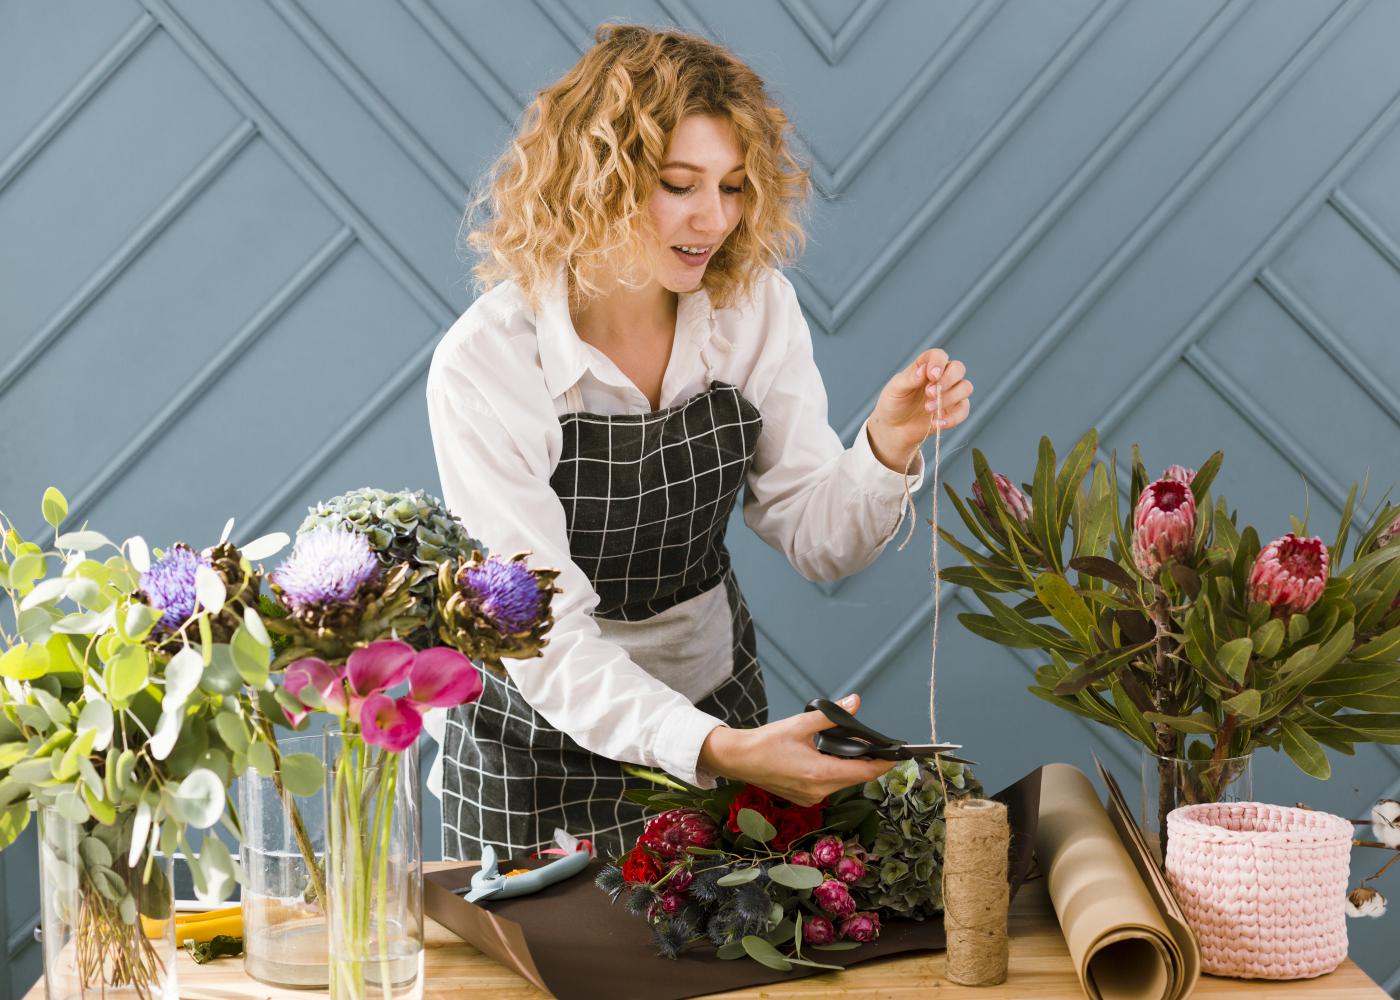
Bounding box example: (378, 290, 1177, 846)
(805, 698, 901, 750)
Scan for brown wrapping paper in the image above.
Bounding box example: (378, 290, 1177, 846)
(424, 767, 1042, 1000)
(1035, 762, 1200, 1000)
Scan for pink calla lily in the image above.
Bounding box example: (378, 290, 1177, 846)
(408, 647, 482, 709)
(346, 639, 415, 697)
(283, 657, 348, 723)
(359, 693, 423, 752)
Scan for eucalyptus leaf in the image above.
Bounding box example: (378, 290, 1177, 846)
(230, 624, 269, 688)
(164, 646, 204, 707)
(248, 742, 275, 777)
(767, 863, 824, 890)
(279, 752, 324, 797)
(196, 835, 237, 902)
(172, 768, 224, 829)
(735, 807, 777, 844)
(124, 536, 150, 574)
(194, 565, 226, 614)
(740, 935, 792, 971)
(149, 707, 184, 761)
(240, 533, 290, 561)
(77, 700, 114, 752)
(716, 867, 761, 887)
(55, 530, 112, 552)
(213, 712, 250, 754)
(104, 644, 149, 704)
(129, 801, 153, 868)
(41, 487, 68, 529)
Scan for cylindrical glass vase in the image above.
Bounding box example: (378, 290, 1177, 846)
(325, 730, 423, 1000)
(1141, 747, 1253, 860)
(39, 803, 177, 1000)
(239, 731, 330, 988)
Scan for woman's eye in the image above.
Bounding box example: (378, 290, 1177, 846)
(660, 181, 745, 195)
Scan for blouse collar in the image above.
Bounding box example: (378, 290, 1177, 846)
(534, 263, 717, 400)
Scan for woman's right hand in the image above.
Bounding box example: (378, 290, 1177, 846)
(697, 693, 895, 806)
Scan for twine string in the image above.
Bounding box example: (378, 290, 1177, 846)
(896, 377, 940, 745)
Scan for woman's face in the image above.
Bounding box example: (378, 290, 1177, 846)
(644, 114, 746, 293)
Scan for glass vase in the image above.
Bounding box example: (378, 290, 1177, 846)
(1141, 746, 1253, 862)
(239, 731, 330, 988)
(325, 730, 423, 1000)
(38, 803, 177, 1000)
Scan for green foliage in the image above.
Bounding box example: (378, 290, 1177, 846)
(944, 432, 1400, 782)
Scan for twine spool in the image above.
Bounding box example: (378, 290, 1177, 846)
(943, 798, 1010, 987)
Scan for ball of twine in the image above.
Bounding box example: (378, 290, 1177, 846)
(943, 798, 1010, 986)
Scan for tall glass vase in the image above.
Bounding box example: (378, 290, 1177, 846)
(239, 731, 330, 988)
(325, 731, 423, 1000)
(1141, 747, 1253, 862)
(38, 803, 177, 1000)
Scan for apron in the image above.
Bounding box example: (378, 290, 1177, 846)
(439, 374, 769, 862)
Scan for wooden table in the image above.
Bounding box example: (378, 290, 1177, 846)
(24, 861, 1387, 999)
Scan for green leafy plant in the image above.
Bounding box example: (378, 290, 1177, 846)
(0, 487, 306, 996)
(942, 430, 1400, 850)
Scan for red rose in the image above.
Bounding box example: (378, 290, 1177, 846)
(726, 785, 827, 851)
(621, 844, 662, 884)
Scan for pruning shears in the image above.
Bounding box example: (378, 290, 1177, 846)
(807, 698, 977, 765)
(456, 843, 592, 904)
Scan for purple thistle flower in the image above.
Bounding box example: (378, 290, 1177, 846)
(273, 528, 380, 610)
(459, 556, 546, 633)
(139, 544, 209, 636)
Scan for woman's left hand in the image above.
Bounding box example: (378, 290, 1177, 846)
(867, 348, 973, 472)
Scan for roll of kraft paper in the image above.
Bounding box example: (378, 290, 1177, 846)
(1034, 763, 1199, 1000)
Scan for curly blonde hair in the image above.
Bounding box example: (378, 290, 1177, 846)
(463, 23, 810, 312)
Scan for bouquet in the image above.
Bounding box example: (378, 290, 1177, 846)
(597, 757, 980, 969)
(0, 487, 293, 997)
(941, 429, 1400, 850)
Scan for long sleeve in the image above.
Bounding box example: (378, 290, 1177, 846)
(742, 273, 926, 582)
(425, 349, 727, 789)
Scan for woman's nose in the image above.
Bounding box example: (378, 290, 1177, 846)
(692, 188, 729, 236)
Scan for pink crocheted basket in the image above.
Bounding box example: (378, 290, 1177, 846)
(1165, 802, 1352, 980)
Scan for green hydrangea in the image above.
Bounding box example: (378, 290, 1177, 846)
(855, 757, 982, 920)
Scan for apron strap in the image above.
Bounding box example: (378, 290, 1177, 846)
(563, 381, 584, 414)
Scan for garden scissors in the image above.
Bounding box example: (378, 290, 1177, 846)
(457, 843, 592, 903)
(807, 698, 977, 765)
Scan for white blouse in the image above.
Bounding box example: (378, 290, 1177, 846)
(423, 264, 924, 794)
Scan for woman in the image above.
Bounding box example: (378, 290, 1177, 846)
(425, 23, 973, 862)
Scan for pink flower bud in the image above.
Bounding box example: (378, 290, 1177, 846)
(1248, 533, 1328, 617)
(802, 915, 835, 945)
(834, 855, 866, 884)
(659, 891, 685, 915)
(811, 836, 845, 871)
(789, 851, 819, 869)
(972, 473, 1032, 530)
(839, 911, 882, 943)
(1378, 512, 1400, 551)
(814, 878, 856, 917)
(1132, 479, 1196, 578)
(1161, 464, 1196, 485)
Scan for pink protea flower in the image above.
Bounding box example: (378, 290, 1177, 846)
(1248, 533, 1329, 617)
(641, 809, 719, 860)
(811, 836, 845, 871)
(972, 473, 1032, 530)
(814, 878, 856, 917)
(1162, 464, 1196, 484)
(1132, 479, 1196, 578)
(834, 854, 866, 884)
(802, 915, 835, 946)
(839, 911, 881, 943)
(789, 851, 819, 869)
(1378, 511, 1400, 550)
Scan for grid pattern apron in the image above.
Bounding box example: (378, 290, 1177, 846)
(440, 380, 769, 861)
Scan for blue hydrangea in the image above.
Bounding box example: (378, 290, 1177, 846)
(139, 545, 209, 636)
(273, 528, 380, 610)
(461, 557, 546, 633)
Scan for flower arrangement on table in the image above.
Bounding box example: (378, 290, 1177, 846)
(940, 428, 1400, 854)
(0, 488, 294, 998)
(596, 756, 982, 969)
(256, 487, 560, 1000)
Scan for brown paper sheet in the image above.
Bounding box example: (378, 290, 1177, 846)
(424, 767, 1042, 1000)
(1035, 762, 1201, 1000)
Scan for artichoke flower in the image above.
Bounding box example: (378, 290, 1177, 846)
(137, 544, 207, 645)
(1248, 532, 1328, 617)
(266, 528, 429, 667)
(298, 488, 481, 618)
(971, 473, 1032, 533)
(436, 551, 560, 676)
(1131, 479, 1196, 579)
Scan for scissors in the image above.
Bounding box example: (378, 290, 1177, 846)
(455, 843, 592, 904)
(807, 698, 977, 765)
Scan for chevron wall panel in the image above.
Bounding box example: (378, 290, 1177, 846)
(4, 1, 1400, 995)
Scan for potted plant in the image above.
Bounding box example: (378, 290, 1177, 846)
(941, 429, 1400, 854)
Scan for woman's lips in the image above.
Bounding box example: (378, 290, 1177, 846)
(671, 245, 712, 267)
